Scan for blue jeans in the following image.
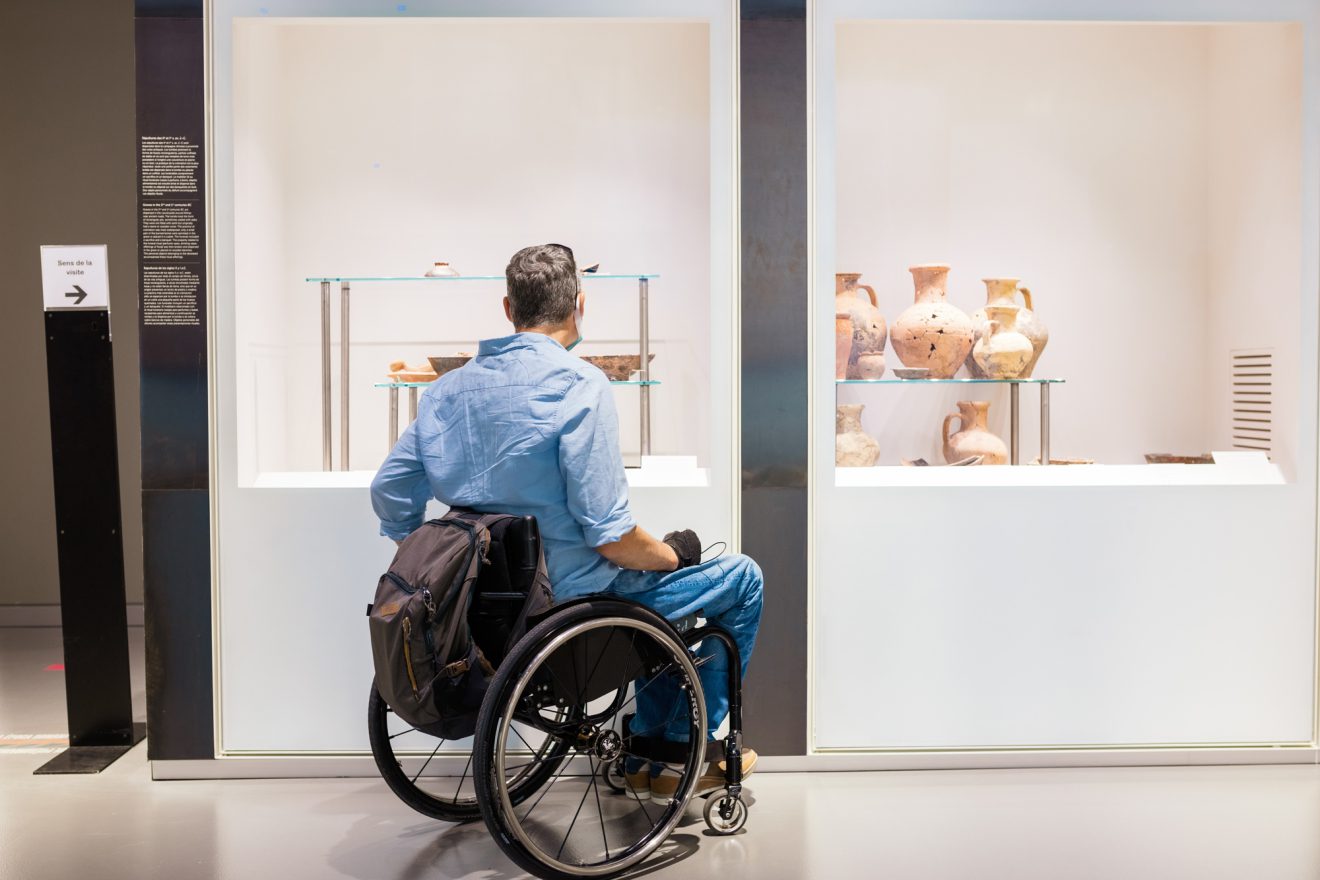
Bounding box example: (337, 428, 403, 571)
(607, 553, 763, 743)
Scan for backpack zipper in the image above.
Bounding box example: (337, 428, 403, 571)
(400, 617, 420, 699)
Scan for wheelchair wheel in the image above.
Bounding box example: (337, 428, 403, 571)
(474, 600, 708, 880)
(368, 678, 570, 822)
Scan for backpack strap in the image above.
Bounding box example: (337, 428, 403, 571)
(433, 518, 489, 668)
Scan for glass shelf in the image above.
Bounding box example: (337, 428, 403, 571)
(307, 273, 659, 283)
(836, 377, 1065, 385)
(373, 380, 661, 388)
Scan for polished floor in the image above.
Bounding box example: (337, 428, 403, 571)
(3, 626, 1320, 879)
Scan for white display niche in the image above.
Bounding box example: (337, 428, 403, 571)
(812, 7, 1319, 758)
(828, 19, 1303, 487)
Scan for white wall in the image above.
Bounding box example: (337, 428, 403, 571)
(1205, 25, 1304, 474)
(814, 14, 1316, 751)
(233, 18, 712, 476)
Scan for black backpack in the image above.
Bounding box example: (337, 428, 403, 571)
(367, 509, 553, 739)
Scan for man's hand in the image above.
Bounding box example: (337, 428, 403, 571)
(662, 529, 702, 570)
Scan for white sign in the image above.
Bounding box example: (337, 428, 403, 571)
(41, 245, 110, 311)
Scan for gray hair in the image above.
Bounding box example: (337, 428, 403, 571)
(505, 243, 579, 328)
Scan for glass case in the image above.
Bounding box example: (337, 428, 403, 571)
(209, 2, 738, 754)
(827, 16, 1301, 482)
(811, 0, 1318, 755)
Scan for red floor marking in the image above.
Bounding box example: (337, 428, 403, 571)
(44, 664, 64, 671)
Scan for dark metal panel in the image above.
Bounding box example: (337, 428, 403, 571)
(142, 489, 215, 759)
(136, 9, 214, 760)
(43, 310, 136, 747)
(740, 11, 809, 756)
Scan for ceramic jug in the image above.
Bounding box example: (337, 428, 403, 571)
(834, 273, 887, 378)
(891, 264, 975, 379)
(972, 304, 1033, 379)
(855, 351, 886, 380)
(967, 278, 1049, 378)
(836, 404, 881, 467)
(834, 312, 852, 380)
(943, 401, 1008, 465)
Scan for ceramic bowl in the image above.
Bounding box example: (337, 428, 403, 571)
(582, 354, 656, 381)
(893, 367, 930, 380)
(427, 355, 474, 375)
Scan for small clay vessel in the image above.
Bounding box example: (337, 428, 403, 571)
(855, 351, 886, 380)
(424, 261, 460, 277)
(891, 264, 974, 379)
(834, 273, 887, 378)
(972, 304, 1033, 379)
(836, 404, 881, 467)
(943, 401, 1008, 465)
(966, 278, 1049, 378)
(835, 312, 852, 380)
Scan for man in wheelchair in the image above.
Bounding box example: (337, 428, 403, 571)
(371, 242, 763, 807)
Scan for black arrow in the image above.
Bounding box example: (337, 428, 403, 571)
(66, 285, 87, 305)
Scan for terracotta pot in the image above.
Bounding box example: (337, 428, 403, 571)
(855, 351, 886, 380)
(966, 278, 1049, 378)
(836, 404, 881, 467)
(942, 401, 1008, 465)
(891, 264, 974, 379)
(834, 312, 852, 380)
(835, 273, 887, 378)
(972, 304, 1033, 379)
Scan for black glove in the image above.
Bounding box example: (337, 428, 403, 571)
(662, 529, 703, 570)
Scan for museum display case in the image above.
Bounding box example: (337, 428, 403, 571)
(812, 1, 1319, 754)
(208, 1, 738, 754)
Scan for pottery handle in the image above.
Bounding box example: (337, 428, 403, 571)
(1017, 286, 1034, 311)
(942, 413, 960, 448)
(856, 284, 878, 308)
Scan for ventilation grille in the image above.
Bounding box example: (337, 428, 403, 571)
(1231, 349, 1272, 455)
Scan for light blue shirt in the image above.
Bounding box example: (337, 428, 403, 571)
(370, 332, 635, 599)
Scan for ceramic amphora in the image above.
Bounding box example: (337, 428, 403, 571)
(835, 273, 887, 378)
(943, 400, 1008, 465)
(891, 264, 975, 379)
(972, 304, 1033, 379)
(836, 404, 881, 467)
(966, 278, 1049, 378)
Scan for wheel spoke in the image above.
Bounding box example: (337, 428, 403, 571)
(589, 755, 611, 862)
(521, 725, 576, 822)
(410, 741, 444, 784)
(556, 757, 598, 862)
(577, 625, 617, 706)
(452, 750, 474, 804)
(387, 727, 420, 740)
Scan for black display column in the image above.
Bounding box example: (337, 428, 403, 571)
(739, 2, 809, 756)
(136, 1, 214, 762)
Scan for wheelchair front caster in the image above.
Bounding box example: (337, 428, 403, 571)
(703, 788, 748, 834)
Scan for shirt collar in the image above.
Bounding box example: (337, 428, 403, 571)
(477, 332, 567, 357)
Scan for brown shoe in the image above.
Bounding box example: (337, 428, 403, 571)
(623, 766, 651, 797)
(649, 749, 758, 805)
(649, 768, 681, 805)
(696, 748, 758, 797)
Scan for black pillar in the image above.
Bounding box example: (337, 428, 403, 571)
(740, 4, 809, 756)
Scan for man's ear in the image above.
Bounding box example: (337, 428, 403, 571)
(577, 291, 585, 317)
(503, 296, 513, 323)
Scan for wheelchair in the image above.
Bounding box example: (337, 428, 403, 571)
(368, 514, 750, 880)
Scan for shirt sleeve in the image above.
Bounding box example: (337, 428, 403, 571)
(557, 373, 636, 547)
(370, 408, 433, 541)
